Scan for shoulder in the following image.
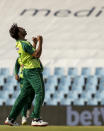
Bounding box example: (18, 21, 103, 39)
(19, 40, 35, 54)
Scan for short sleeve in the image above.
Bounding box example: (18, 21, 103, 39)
(21, 42, 35, 55)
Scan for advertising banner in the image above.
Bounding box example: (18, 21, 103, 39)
(67, 106, 104, 126)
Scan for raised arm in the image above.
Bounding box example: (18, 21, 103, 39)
(32, 36, 43, 58)
(21, 36, 43, 58)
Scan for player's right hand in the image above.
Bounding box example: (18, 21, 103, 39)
(37, 35, 43, 42)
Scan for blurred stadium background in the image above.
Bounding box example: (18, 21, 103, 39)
(0, 0, 104, 128)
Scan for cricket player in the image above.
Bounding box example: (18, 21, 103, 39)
(5, 24, 48, 126)
(15, 37, 44, 125)
(15, 56, 35, 125)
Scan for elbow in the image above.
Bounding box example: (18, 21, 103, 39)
(35, 51, 41, 58)
(35, 54, 41, 58)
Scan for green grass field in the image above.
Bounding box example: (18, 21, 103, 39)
(0, 126, 104, 131)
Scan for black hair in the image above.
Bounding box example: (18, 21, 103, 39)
(9, 24, 19, 40)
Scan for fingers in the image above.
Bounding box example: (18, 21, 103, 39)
(32, 37, 37, 41)
(32, 37, 38, 43)
(32, 36, 43, 41)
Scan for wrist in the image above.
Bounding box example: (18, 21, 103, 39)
(33, 42, 37, 45)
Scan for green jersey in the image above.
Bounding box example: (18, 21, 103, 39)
(16, 40, 41, 69)
(15, 57, 43, 79)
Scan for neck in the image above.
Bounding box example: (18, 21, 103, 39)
(18, 38, 26, 41)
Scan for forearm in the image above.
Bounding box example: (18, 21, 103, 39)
(33, 40, 38, 49)
(35, 43, 42, 58)
(32, 43, 37, 49)
(32, 39, 43, 58)
(32, 37, 38, 49)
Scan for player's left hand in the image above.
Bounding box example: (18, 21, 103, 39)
(15, 75, 20, 82)
(32, 37, 38, 43)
